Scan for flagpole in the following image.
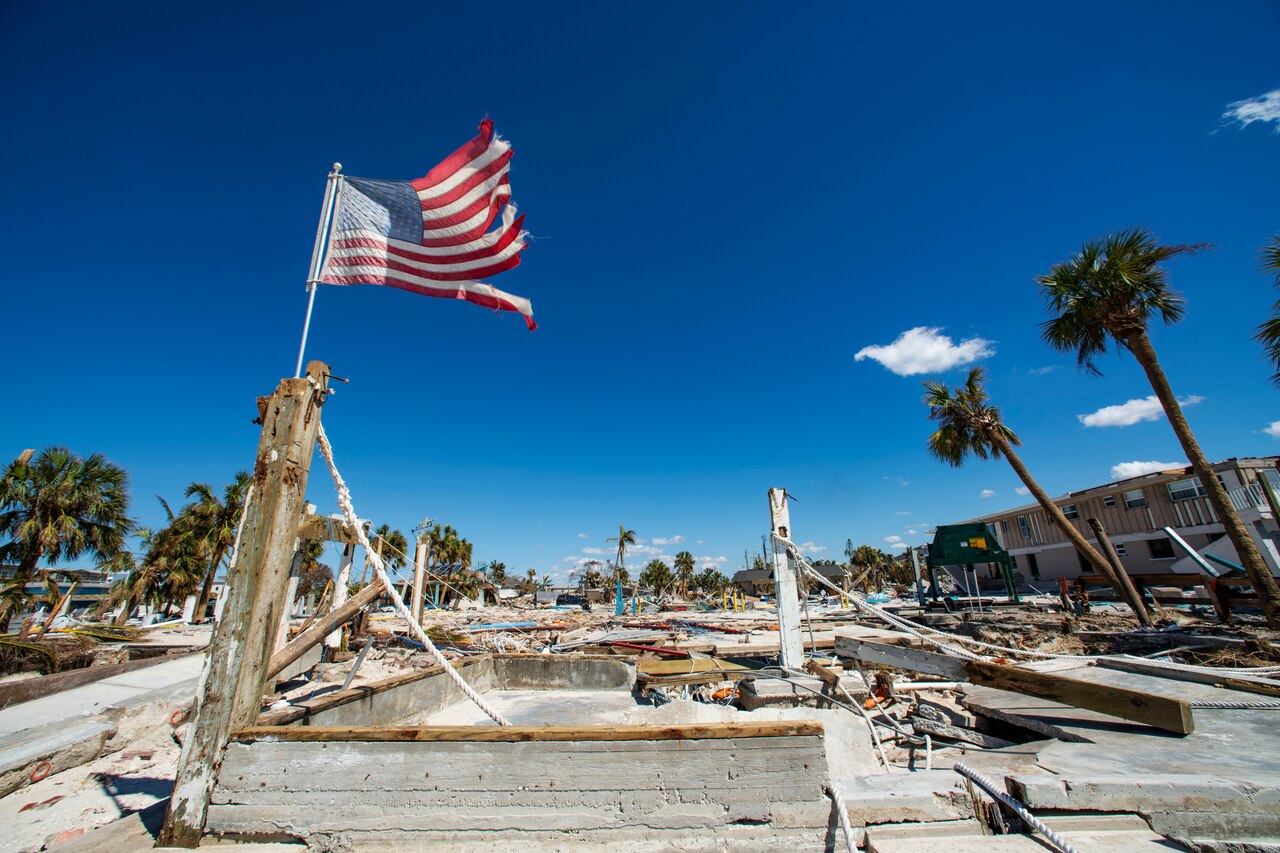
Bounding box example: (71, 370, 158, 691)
(294, 163, 343, 378)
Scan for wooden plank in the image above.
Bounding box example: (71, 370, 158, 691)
(231, 721, 824, 744)
(638, 658, 747, 676)
(266, 581, 382, 680)
(962, 661, 1194, 736)
(833, 636, 969, 680)
(1094, 656, 1280, 699)
(835, 637, 1194, 735)
(636, 670, 758, 688)
(907, 715, 1014, 748)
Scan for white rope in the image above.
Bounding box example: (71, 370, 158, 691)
(1190, 699, 1280, 709)
(825, 783, 859, 853)
(314, 421, 511, 726)
(953, 762, 1079, 853)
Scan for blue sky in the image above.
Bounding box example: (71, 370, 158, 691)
(3, 2, 1279, 582)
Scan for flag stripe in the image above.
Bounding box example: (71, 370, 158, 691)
(332, 215, 525, 264)
(324, 252, 522, 281)
(419, 186, 511, 245)
(323, 271, 536, 330)
(418, 167, 510, 221)
(417, 148, 512, 210)
(410, 120, 495, 192)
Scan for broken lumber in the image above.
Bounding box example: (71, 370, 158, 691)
(1095, 655, 1280, 699)
(834, 636, 1194, 735)
(907, 715, 1014, 749)
(231, 721, 823, 743)
(266, 580, 382, 681)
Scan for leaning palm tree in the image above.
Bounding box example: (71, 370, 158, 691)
(184, 472, 250, 623)
(0, 448, 132, 631)
(1253, 231, 1280, 388)
(1039, 227, 1280, 627)
(605, 526, 637, 613)
(364, 524, 408, 584)
(924, 368, 1123, 590)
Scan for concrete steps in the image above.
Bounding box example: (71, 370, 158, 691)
(865, 814, 1182, 852)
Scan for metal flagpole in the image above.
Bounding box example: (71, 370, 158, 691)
(294, 163, 343, 378)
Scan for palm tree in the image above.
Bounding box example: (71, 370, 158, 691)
(579, 561, 604, 591)
(693, 567, 728, 595)
(0, 579, 34, 632)
(1039, 227, 1280, 627)
(605, 526, 636, 610)
(368, 524, 408, 582)
(184, 472, 250, 623)
(673, 551, 695, 598)
(1253, 232, 1280, 387)
(924, 368, 1122, 591)
(639, 559, 674, 596)
(487, 561, 508, 583)
(0, 448, 132, 616)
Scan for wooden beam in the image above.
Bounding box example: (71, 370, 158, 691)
(297, 513, 362, 544)
(266, 581, 382, 681)
(1094, 656, 1280, 699)
(159, 361, 330, 848)
(231, 721, 824, 744)
(834, 636, 1194, 735)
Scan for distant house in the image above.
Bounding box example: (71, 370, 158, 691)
(732, 562, 849, 596)
(954, 456, 1279, 587)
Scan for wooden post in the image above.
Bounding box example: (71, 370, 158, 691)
(267, 581, 382, 681)
(159, 361, 329, 847)
(412, 535, 428, 623)
(767, 488, 804, 670)
(1087, 518, 1152, 626)
(273, 576, 300, 653)
(326, 542, 356, 652)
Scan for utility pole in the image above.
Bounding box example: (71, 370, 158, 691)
(767, 488, 804, 670)
(159, 361, 330, 847)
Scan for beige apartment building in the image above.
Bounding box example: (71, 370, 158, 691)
(958, 457, 1280, 587)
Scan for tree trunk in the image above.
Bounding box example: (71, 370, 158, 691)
(1087, 517, 1152, 626)
(1128, 331, 1280, 628)
(191, 547, 225, 624)
(989, 433, 1143, 618)
(114, 593, 138, 626)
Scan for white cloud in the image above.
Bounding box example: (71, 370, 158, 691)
(884, 535, 904, 546)
(695, 539, 705, 545)
(1223, 88, 1280, 131)
(895, 510, 911, 516)
(796, 541, 827, 554)
(1264, 421, 1280, 439)
(696, 555, 728, 569)
(855, 326, 995, 376)
(652, 535, 685, 545)
(1015, 486, 1031, 496)
(581, 546, 611, 555)
(577, 533, 588, 539)
(1078, 395, 1203, 428)
(1110, 460, 1187, 480)
(1029, 366, 1057, 376)
(905, 528, 918, 535)
(980, 488, 997, 498)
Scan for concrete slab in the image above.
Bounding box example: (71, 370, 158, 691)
(0, 654, 205, 737)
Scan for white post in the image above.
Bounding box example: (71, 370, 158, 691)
(294, 164, 343, 378)
(768, 488, 805, 670)
(274, 576, 300, 653)
(412, 539, 428, 622)
(181, 595, 197, 623)
(325, 542, 356, 651)
(213, 584, 229, 621)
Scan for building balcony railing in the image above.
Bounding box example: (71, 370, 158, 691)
(1228, 483, 1273, 515)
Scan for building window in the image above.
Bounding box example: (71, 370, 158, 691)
(1001, 519, 1009, 535)
(1148, 538, 1175, 560)
(1123, 489, 1147, 509)
(1009, 555, 1018, 569)
(1114, 543, 1128, 556)
(1103, 495, 1116, 508)
(1168, 478, 1206, 501)
(1017, 516, 1030, 539)
(1062, 504, 1079, 520)
(1027, 552, 1041, 580)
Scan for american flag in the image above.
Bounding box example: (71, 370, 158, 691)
(320, 120, 535, 329)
